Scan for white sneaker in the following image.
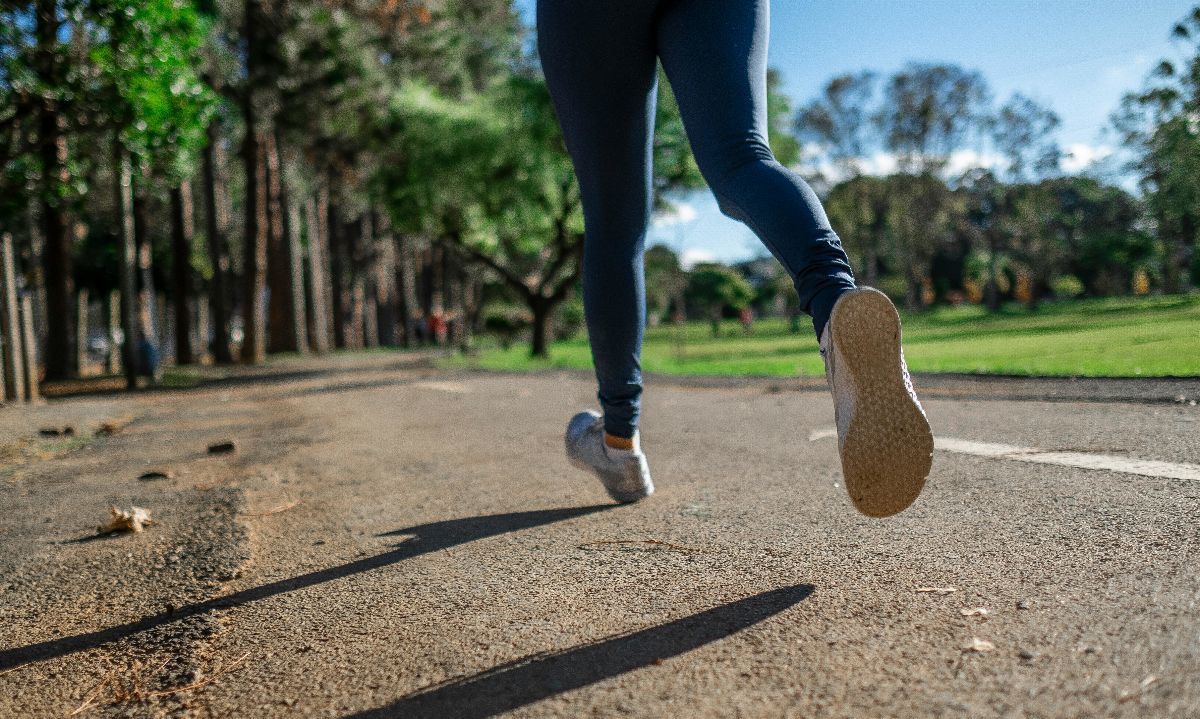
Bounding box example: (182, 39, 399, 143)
(565, 411, 654, 503)
(821, 288, 933, 517)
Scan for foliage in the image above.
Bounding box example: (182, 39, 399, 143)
(87, 0, 216, 180)
(455, 295, 1200, 379)
(685, 262, 754, 336)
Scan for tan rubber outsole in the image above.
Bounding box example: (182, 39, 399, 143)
(829, 288, 934, 517)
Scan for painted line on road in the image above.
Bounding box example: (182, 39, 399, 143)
(413, 381, 471, 393)
(808, 428, 1200, 481)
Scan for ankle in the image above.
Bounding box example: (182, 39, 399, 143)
(604, 432, 637, 452)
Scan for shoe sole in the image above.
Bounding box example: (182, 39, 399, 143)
(829, 288, 934, 518)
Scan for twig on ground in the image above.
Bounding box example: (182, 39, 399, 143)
(578, 539, 703, 553)
(243, 499, 301, 518)
(144, 651, 251, 699)
(68, 669, 117, 717)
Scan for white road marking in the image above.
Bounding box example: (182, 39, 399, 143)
(414, 381, 471, 393)
(807, 428, 838, 442)
(809, 428, 1200, 481)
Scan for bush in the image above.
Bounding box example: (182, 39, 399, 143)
(482, 304, 531, 350)
(1051, 275, 1085, 299)
(555, 298, 585, 340)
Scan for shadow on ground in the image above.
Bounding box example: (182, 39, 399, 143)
(346, 584, 815, 719)
(0, 505, 611, 671)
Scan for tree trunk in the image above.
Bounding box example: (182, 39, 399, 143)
(864, 243, 879, 288)
(372, 212, 398, 346)
(304, 194, 331, 352)
(283, 169, 308, 353)
(904, 270, 922, 311)
(170, 182, 195, 364)
(75, 288, 88, 374)
(114, 143, 138, 390)
(394, 234, 418, 348)
(0, 233, 26, 401)
(132, 191, 158, 357)
(202, 121, 233, 363)
(328, 189, 346, 349)
(441, 244, 460, 347)
(37, 0, 73, 381)
(530, 297, 552, 357)
(264, 131, 304, 353)
(241, 126, 268, 363)
(985, 235, 1001, 311)
(240, 0, 267, 364)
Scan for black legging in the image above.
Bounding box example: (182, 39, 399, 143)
(538, 0, 856, 439)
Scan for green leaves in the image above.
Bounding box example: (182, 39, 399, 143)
(88, 0, 216, 181)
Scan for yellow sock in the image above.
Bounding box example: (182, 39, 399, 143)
(604, 433, 635, 451)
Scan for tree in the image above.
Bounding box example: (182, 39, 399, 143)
(885, 173, 952, 310)
(1113, 7, 1200, 292)
(685, 263, 754, 337)
(796, 71, 878, 176)
(87, 0, 214, 384)
(991, 93, 1061, 181)
(644, 244, 686, 325)
(825, 175, 890, 287)
(876, 63, 990, 175)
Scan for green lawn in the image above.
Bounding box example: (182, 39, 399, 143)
(450, 295, 1200, 378)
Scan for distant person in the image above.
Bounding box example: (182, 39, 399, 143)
(544, 0, 934, 517)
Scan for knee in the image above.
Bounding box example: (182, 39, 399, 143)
(698, 135, 776, 215)
(698, 134, 775, 186)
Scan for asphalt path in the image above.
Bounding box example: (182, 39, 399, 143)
(2, 355, 1197, 718)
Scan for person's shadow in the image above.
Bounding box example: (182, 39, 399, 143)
(0, 505, 612, 671)
(345, 584, 815, 719)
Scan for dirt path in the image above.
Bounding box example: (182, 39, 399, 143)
(2, 356, 1197, 717)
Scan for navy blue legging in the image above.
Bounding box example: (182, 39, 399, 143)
(538, 0, 856, 439)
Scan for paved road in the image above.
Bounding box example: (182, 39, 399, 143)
(2, 355, 1198, 718)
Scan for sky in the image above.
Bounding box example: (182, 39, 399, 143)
(514, 0, 1192, 266)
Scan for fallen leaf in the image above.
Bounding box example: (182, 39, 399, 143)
(98, 506, 155, 534)
(916, 586, 957, 595)
(960, 607, 990, 617)
(963, 637, 995, 653)
(95, 418, 132, 436)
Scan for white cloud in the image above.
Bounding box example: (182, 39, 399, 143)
(652, 202, 698, 227)
(680, 248, 717, 270)
(1061, 143, 1114, 173)
(945, 149, 1005, 175)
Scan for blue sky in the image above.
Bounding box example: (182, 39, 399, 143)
(514, 0, 1191, 265)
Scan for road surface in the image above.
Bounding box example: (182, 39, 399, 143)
(2, 354, 1198, 717)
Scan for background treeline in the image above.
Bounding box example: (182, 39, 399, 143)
(1, 2, 1197, 383)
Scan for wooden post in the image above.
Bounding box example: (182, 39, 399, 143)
(0, 233, 24, 401)
(195, 293, 209, 363)
(107, 289, 120, 373)
(20, 295, 39, 401)
(76, 287, 89, 376)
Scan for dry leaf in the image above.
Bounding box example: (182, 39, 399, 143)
(963, 637, 995, 652)
(960, 607, 990, 617)
(916, 586, 957, 595)
(95, 417, 133, 436)
(98, 506, 155, 534)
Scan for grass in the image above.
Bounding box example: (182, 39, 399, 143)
(448, 294, 1200, 378)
